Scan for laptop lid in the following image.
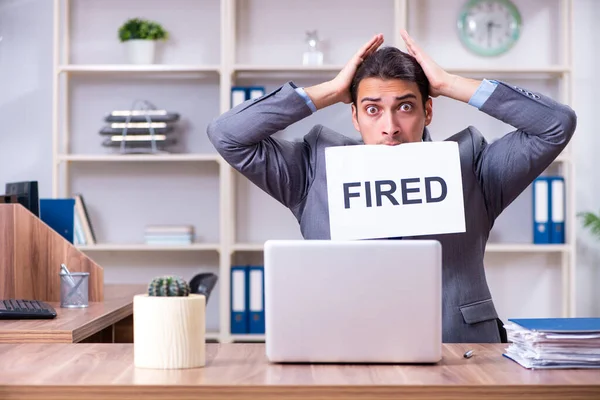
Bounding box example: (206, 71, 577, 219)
(264, 239, 442, 363)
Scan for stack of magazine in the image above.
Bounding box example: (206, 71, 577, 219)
(100, 101, 180, 154)
(144, 225, 194, 245)
(503, 318, 600, 369)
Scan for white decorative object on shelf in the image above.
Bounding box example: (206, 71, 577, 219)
(118, 18, 169, 65)
(302, 30, 324, 66)
(125, 39, 156, 64)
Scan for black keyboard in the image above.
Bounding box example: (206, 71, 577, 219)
(0, 299, 57, 319)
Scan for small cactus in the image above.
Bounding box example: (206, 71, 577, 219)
(148, 275, 190, 297)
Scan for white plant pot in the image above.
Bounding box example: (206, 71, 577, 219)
(133, 294, 206, 369)
(125, 39, 156, 64)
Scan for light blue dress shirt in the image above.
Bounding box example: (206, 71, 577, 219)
(295, 79, 499, 112)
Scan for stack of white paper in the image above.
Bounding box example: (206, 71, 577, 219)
(503, 318, 600, 369)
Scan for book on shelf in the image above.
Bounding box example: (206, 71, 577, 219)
(144, 224, 194, 245)
(40, 198, 75, 243)
(144, 235, 193, 245)
(73, 194, 96, 246)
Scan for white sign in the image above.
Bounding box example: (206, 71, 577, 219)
(325, 142, 465, 240)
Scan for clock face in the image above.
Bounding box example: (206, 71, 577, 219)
(457, 0, 521, 56)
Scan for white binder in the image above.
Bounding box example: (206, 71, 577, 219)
(550, 177, 565, 243)
(533, 177, 550, 244)
(230, 87, 246, 108)
(230, 266, 248, 333)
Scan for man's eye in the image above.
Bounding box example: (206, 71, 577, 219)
(400, 103, 412, 112)
(366, 106, 378, 115)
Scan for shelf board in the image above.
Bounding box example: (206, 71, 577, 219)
(77, 243, 221, 252)
(59, 154, 221, 163)
(444, 66, 571, 75)
(554, 154, 570, 163)
(233, 64, 344, 78)
(234, 64, 344, 73)
(233, 243, 570, 254)
(232, 243, 264, 252)
(233, 64, 570, 77)
(230, 334, 265, 342)
(206, 332, 220, 341)
(59, 64, 221, 73)
(485, 244, 571, 253)
(59, 153, 567, 164)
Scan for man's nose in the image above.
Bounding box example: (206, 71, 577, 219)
(382, 115, 400, 136)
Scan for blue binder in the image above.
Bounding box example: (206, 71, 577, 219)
(40, 198, 75, 243)
(248, 265, 265, 334)
(549, 176, 565, 244)
(532, 177, 550, 244)
(230, 265, 249, 334)
(509, 318, 600, 333)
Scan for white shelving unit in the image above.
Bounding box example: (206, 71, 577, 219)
(52, 0, 575, 343)
(232, 243, 572, 254)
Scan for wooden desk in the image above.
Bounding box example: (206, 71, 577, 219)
(0, 284, 144, 343)
(0, 343, 598, 399)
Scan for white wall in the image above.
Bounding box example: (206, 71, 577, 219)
(0, 0, 598, 322)
(0, 0, 53, 193)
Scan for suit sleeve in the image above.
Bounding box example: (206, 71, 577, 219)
(206, 81, 315, 209)
(473, 81, 577, 223)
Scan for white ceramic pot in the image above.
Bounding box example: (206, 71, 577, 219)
(133, 293, 206, 369)
(125, 39, 156, 64)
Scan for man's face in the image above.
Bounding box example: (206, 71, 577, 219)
(351, 77, 432, 145)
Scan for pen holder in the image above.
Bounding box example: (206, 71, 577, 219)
(59, 271, 89, 308)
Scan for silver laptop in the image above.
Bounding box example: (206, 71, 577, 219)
(264, 239, 442, 363)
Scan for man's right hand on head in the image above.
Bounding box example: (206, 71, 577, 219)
(304, 34, 384, 110)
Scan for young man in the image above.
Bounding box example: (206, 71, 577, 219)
(207, 31, 577, 343)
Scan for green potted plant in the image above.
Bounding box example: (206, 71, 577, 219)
(133, 276, 206, 369)
(118, 18, 169, 64)
(579, 210, 600, 240)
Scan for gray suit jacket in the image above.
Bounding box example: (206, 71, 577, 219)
(207, 80, 576, 343)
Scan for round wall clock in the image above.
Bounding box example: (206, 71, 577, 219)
(457, 0, 522, 57)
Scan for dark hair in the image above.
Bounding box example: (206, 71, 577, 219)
(350, 47, 430, 108)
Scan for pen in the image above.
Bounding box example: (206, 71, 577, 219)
(61, 263, 83, 304)
(463, 349, 474, 359)
(61, 264, 76, 286)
